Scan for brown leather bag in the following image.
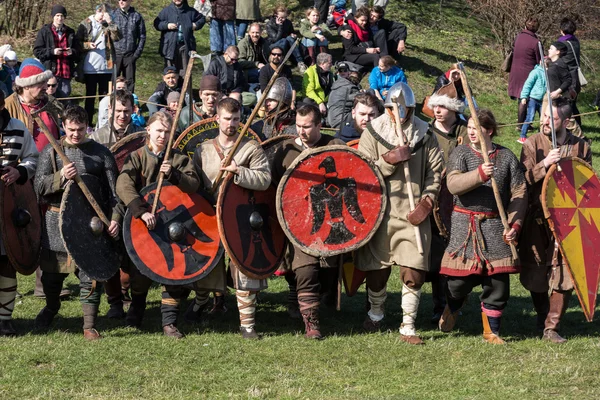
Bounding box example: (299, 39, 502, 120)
(382, 145, 411, 165)
(421, 96, 435, 119)
(407, 196, 434, 226)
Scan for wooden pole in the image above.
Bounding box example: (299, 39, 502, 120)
(457, 63, 519, 260)
(210, 39, 300, 194)
(151, 53, 197, 214)
(31, 113, 111, 227)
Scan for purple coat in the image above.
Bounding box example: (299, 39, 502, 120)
(508, 29, 541, 99)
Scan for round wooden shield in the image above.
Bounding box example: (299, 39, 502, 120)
(109, 131, 147, 172)
(0, 181, 42, 275)
(347, 139, 359, 149)
(122, 181, 223, 285)
(60, 175, 121, 281)
(217, 173, 287, 279)
(174, 117, 263, 159)
(542, 157, 600, 322)
(276, 145, 387, 257)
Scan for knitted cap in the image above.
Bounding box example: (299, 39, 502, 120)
(199, 75, 221, 92)
(167, 91, 180, 104)
(15, 58, 53, 87)
(51, 5, 67, 17)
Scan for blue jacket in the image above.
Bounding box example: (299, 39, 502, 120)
(368, 66, 407, 97)
(520, 64, 546, 101)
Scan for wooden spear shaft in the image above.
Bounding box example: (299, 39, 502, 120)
(390, 102, 424, 254)
(31, 113, 111, 227)
(151, 53, 197, 214)
(210, 39, 300, 194)
(457, 64, 519, 260)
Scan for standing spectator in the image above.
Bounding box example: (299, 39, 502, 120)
(236, 0, 261, 41)
(113, 0, 146, 93)
(369, 6, 406, 57)
(557, 18, 581, 126)
(369, 55, 407, 101)
(302, 52, 333, 117)
(148, 66, 185, 116)
(508, 18, 540, 132)
(45, 75, 65, 119)
(77, 4, 121, 126)
(545, 42, 572, 104)
(154, 0, 206, 76)
(339, 7, 386, 70)
(2, 50, 19, 94)
(33, 5, 81, 99)
(265, 5, 307, 73)
(238, 22, 268, 84)
(211, 0, 236, 55)
(326, 61, 362, 129)
(352, 0, 388, 14)
(204, 46, 249, 105)
(518, 60, 546, 144)
(300, 7, 333, 65)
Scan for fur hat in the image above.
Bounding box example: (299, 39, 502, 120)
(15, 58, 53, 88)
(427, 81, 465, 113)
(51, 5, 67, 17)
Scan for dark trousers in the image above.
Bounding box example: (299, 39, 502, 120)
(351, 53, 380, 70)
(84, 73, 111, 126)
(115, 54, 138, 93)
(446, 273, 510, 311)
(314, 0, 329, 24)
(165, 44, 190, 78)
(42, 269, 103, 313)
(373, 30, 389, 57)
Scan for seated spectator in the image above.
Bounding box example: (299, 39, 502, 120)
(339, 7, 387, 70)
(238, 22, 269, 84)
(166, 91, 180, 117)
(335, 91, 383, 143)
(204, 45, 252, 105)
(369, 55, 407, 101)
(327, 61, 362, 128)
(369, 6, 406, 57)
(300, 7, 333, 65)
(265, 5, 307, 73)
(91, 89, 144, 147)
(302, 52, 333, 117)
(178, 75, 223, 132)
(148, 66, 185, 116)
(131, 94, 146, 127)
(96, 77, 128, 129)
(259, 46, 295, 105)
(327, 0, 347, 29)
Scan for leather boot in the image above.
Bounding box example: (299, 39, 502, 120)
(306, 46, 316, 66)
(482, 312, 505, 344)
(543, 291, 571, 344)
(318, 46, 328, 54)
(82, 304, 102, 341)
(163, 323, 184, 339)
(208, 292, 227, 315)
(300, 308, 323, 340)
(530, 291, 549, 331)
(34, 307, 57, 331)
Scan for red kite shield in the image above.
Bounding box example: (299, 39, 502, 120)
(110, 131, 147, 172)
(0, 181, 42, 275)
(542, 157, 600, 321)
(123, 182, 224, 285)
(174, 118, 263, 159)
(217, 174, 287, 279)
(277, 145, 386, 257)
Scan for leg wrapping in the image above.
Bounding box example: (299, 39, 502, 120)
(236, 290, 257, 330)
(0, 276, 17, 321)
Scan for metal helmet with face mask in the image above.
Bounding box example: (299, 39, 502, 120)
(384, 82, 416, 119)
(266, 77, 293, 107)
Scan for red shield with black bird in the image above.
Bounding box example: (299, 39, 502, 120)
(276, 145, 386, 257)
(123, 181, 223, 285)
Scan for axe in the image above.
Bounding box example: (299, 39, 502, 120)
(31, 107, 112, 229)
(457, 62, 519, 260)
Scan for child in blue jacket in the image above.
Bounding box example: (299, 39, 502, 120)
(518, 60, 547, 143)
(369, 55, 407, 101)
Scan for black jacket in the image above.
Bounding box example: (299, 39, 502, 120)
(154, 1, 205, 60)
(265, 16, 296, 45)
(374, 18, 407, 42)
(547, 57, 572, 95)
(561, 38, 581, 91)
(114, 6, 146, 59)
(33, 24, 81, 75)
(258, 63, 293, 92)
(147, 78, 185, 115)
(340, 15, 373, 62)
(204, 55, 247, 94)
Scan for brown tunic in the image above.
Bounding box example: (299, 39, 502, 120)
(519, 131, 592, 292)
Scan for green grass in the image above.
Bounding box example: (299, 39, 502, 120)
(2, 1, 600, 398)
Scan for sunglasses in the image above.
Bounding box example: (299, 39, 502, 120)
(47, 84, 58, 88)
(271, 53, 283, 57)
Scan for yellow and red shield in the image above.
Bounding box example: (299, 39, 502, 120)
(542, 157, 600, 321)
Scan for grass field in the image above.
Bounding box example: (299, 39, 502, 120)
(1, 0, 600, 399)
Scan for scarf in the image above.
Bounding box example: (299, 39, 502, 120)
(348, 19, 368, 42)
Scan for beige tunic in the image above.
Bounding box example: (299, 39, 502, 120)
(192, 136, 272, 291)
(355, 113, 443, 272)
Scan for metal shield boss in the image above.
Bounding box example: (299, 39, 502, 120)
(59, 175, 121, 281)
(276, 145, 387, 257)
(110, 131, 147, 172)
(0, 180, 42, 275)
(174, 117, 263, 159)
(217, 172, 287, 279)
(123, 182, 223, 285)
(542, 157, 600, 322)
